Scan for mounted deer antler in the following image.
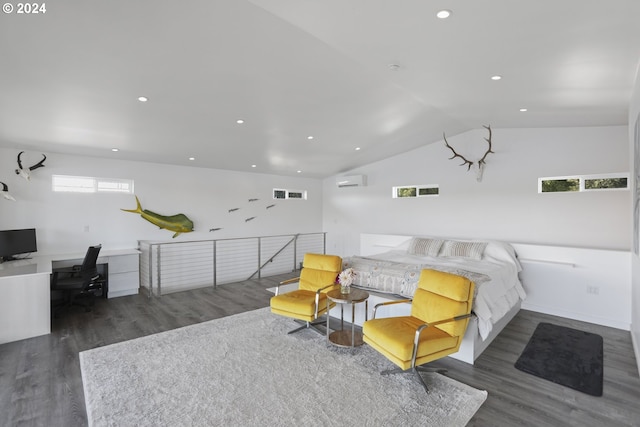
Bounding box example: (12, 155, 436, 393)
(478, 125, 494, 167)
(443, 133, 474, 170)
(443, 125, 494, 182)
(15, 151, 47, 181)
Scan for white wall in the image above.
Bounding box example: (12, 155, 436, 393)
(630, 62, 640, 372)
(0, 149, 323, 255)
(322, 126, 630, 257)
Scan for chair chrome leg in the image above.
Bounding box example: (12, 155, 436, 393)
(287, 318, 326, 335)
(287, 322, 309, 334)
(381, 367, 404, 376)
(415, 366, 447, 375)
(413, 367, 431, 393)
(380, 365, 447, 393)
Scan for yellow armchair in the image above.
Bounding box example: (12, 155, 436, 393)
(270, 253, 342, 334)
(363, 269, 475, 392)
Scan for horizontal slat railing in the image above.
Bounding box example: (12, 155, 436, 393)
(139, 232, 325, 296)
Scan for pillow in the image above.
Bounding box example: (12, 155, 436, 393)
(407, 238, 444, 257)
(439, 240, 487, 260)
(483, 240, 522, 271)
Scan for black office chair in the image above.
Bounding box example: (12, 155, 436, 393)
(50, 244, 104, 315)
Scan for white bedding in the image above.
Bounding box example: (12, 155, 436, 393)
(343, 239, 526, 340)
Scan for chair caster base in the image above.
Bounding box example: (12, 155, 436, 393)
(380, 365, 448, 393)
(288, 319, 326, 335)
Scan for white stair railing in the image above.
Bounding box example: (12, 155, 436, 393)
(138, 232, 326, 296)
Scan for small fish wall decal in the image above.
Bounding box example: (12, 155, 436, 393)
(216, 197, 278, 230)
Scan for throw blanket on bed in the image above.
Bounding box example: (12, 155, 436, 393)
(343, 256, 490, 299)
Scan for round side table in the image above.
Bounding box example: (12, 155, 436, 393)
(326, 288, 369, 348)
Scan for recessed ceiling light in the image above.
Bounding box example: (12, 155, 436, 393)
(137, 96, 148, 102)
(297, 170, 302, 174)
(491, 75, 502, 81)
(307, 136, 314, 140)
(111, 148, 119, 152)
(520, 108, 528, 112)
(436, 10, 451, 19)
(188, 157, 195, 161)
(236, 119, 244, 124)
(355, 147, 361, 151)
(251, 164, 257, 168)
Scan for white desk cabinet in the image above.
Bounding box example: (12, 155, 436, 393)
(0, 268, 50, 344)
(105, 251, 140, 298)
(0, 248, 139, 344)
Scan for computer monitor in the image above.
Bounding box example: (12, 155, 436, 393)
(0, 228, 37, 262)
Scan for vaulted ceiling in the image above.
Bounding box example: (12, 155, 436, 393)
(1, 0, 639, 178)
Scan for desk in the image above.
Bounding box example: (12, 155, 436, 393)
(50, 249, 140, 299)
(326, 288, 369, 348)
(0, 248, 139, 345)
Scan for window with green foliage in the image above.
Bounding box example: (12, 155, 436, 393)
(539, 173, 628, 193)
(584, 177, 628, 190)
(541, 178, 580, 193)
(396, 187, 417, 198)
(393, 185, 439, 198)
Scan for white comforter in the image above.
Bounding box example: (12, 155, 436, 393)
(343, 242, 526, 340)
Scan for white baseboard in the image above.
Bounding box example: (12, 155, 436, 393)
(108, 289, 139, 298)
(521, 301, 630, 331)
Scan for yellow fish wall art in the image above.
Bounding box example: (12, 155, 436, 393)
(121, 196, 194, 238)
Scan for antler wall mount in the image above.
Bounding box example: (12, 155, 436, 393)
(443, 125, 494, 182)
(1, 182, 16, 201)
(15, 151, 46, 181)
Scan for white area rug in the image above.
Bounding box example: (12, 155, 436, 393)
(80, 308, 487, 427)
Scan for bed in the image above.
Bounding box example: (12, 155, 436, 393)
(336, 233, 527, 365)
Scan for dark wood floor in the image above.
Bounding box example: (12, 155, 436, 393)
(1, 273, 639, 427)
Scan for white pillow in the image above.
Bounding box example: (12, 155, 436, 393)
(440, 240, 487, 260)
(407, 237, 445, 257)
(483, 240, 522, 270)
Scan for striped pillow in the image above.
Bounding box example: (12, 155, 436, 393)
(440, 240, 487, 260)
(408, 238, 444, 257)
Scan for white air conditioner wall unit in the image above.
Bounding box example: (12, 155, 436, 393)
(336, 174, 366, 187)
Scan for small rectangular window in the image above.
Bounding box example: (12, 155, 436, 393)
(584, 177, 628, 190)
(53, 175, 134, 194)
(541, 178, 580, 193)
(52, 175, 95, 193)
(539, 173, 628, 193)
(97, 179, 133, 193)
(273, 188, 307, 200)
(396, 187, 416, 198)
(392, 184, 439, 198)
(418, 187, 439, 196)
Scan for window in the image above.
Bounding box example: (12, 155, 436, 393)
(539, 173, 628, 193)
(52, 175, 134, 194)
(273, 188, 307, 200)
(392, 184, 439, 198)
